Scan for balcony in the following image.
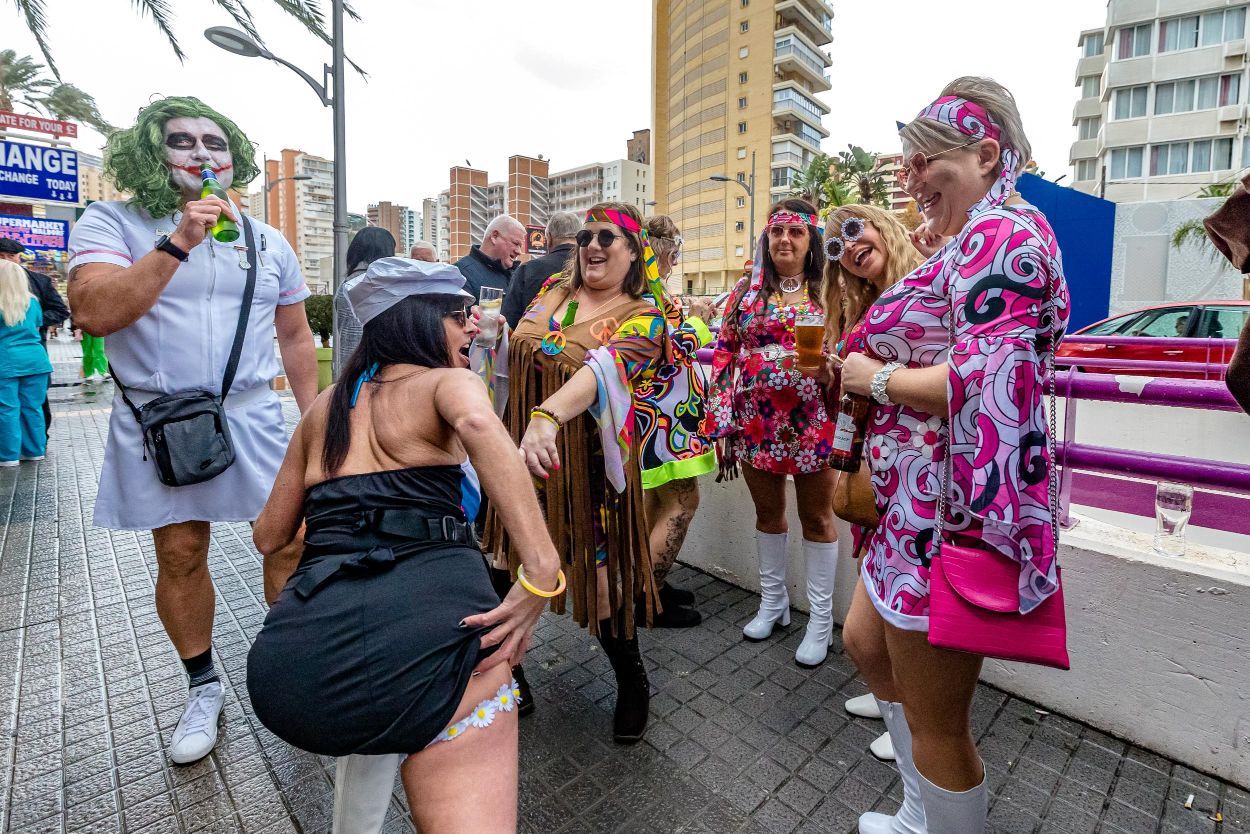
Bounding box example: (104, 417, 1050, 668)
(1075, 52, 1108, 83)
(775, 0, 832, 46)
(773, 121, 826, 152)
(1072, 97, 1102, 120)
(774, 31, 831, 92)
(772, 84, 830, 135)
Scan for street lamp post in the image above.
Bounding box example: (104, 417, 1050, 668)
(204, 14, 348, 284)
(261, 163, 313, 226)
(710, 149, 756, 249)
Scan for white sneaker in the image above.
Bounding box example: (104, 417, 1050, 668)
(844, 693, 884, 719)
(169, 681, 224, 764)
(0, 461, 18, 468)
(869, 730, 895, 762)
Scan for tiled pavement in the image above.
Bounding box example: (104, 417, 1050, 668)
(1, 377, 1248, 833)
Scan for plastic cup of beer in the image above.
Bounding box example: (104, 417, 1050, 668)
(478, 287, 504, 343)
(795, 313, 826, 372)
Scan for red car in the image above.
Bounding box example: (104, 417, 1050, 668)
(1057, 301, 1249, 379)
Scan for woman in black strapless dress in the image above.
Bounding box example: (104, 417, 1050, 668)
(246, 259, 562, 834)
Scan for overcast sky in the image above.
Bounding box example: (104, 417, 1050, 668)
(4, 1, 1107, 213)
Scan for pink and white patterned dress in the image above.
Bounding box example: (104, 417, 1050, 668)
(860, 203, 1070, 631)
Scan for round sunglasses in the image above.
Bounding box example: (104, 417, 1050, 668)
(576, 229, 626, 249)
(824, 217, 866, 262)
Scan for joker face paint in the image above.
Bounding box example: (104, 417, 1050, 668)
(163, 116, 234, 196)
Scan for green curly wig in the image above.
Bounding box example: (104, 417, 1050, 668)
(104, 96, 260, 219)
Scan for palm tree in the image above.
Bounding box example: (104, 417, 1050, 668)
(789, 153, 833, 210)
(8, 0, 360, 80)
(1170, 180, 1243, 261)
(833, 145, 891, 208)
(0, 49, 52, 112)
(39, 83, 112, 133)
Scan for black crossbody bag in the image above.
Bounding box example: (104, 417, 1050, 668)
(112, 217, 259, 487)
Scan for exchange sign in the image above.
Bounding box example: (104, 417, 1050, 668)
(0, 140, 78, 203)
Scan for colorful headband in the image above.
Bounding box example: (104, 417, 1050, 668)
(824, 216, 865, 262)
(909, 95, 1019, 217)
(586, 207, 642, 234)
(767, 211, 822, 230)
(914, 95, 1001, 142)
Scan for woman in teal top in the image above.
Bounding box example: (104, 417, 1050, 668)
(0, 262, 54, 466)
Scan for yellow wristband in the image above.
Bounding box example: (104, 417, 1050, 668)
(517, 565, 567, 598)
(530, 408, 561, 430)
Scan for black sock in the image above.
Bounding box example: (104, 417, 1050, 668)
(182, 649, 219, 689)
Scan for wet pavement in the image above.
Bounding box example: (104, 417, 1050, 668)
(1, 344, 1247, 833)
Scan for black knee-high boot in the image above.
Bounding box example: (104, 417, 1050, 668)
(489, 566, 534, 716)
(597, 617, 650, 744)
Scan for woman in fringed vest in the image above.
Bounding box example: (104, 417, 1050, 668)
(483, 201, 670, 744)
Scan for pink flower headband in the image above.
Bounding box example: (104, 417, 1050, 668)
(767, 210, 822, 231)
(909, 94, 1021, 216)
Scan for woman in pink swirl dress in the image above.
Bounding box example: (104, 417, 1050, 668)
(837, 77, 1069, 833)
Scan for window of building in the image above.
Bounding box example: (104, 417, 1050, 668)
(1109, 145, 1145, 179)
(740, 0, 748, 6)
(1113, 85, 1147, 119)
(736, 196, 746, 208)
(1077, 117, 1100, 140)
(738, 121, 748, 133)
(1244, 137, 1250, 169)
(737, 147, 748, 159)
(1116, 23, 1152, 59)
(735, 245, 745, 257)
(1083, 32, 1105, 57)
(739, 46, 749, 58)
(1191, 137, 1235, 171)
(1150, 141, 1189, 175)
(1159, 7, 1246, 52)
(737, 172, 746, 183)
(739, 71, 749, 84)
(736, 221, 745, 232)
(1081, 75, 1101, 98)
(1076, 159, 1098, 181)
(740, 20, 749, 32)
(739, 96, 748, 109)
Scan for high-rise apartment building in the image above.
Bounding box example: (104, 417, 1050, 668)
(1071, 1, 1250, 201)
(435, 191, 450, 261)
(260, 149, 335, 287)
(507, 155, 551, 234)
(422, 197, 438, 245)
(77, 153, 128, 204)
(653, 0, 833, 294)
(401, 207, 420, 252)
(549, 159, 654, 215)
(366, 201, 406, 253)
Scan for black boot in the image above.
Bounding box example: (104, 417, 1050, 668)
(489, 565, 535, 717)
(597, 618, 650, 744)
(639, 587, 702, 628)
(661, 581, 695, 606)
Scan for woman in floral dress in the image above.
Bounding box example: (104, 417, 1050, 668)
(839, 78, 1069, 833)
(703, 197, 838, 668)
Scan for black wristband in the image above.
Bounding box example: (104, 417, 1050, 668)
(155, 234, 190, 262)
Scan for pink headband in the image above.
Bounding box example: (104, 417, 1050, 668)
(586, 207, 642, 234)
(767, 211, 821, 230)
(910, 95, 1020, 216)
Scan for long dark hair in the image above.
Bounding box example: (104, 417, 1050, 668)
(760, 197, 826, 307)
(322, 293, 466, 475)
(345, 227, 397, 274)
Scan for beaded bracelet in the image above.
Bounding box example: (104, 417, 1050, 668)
(517, 565, 567, 598)
(530, 407, 562, 429)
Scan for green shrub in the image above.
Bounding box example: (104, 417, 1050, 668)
(305, 294, 334, 345)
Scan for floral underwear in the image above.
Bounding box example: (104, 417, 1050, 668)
(427, 680, 521, 746)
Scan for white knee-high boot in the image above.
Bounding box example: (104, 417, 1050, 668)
(794, 538, 837, 667)
(917, 764, 987, 834)
(859, 699, 926, 833)
(333, 753, 402, 834)
(743, 531, 790, 640)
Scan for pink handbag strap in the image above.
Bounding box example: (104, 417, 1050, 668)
(936, 234, 1061, 549)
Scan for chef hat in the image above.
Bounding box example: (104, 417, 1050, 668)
(347, 257, 472, 326)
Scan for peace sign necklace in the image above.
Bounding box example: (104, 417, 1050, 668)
(541, 290, 616, 356)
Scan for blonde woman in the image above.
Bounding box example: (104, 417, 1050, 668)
(0, 261, 53, 466)
(822, 204, 928, 831)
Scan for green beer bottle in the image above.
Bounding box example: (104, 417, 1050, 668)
(199, 163, 239, 243)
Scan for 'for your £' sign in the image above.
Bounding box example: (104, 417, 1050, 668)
(0, 139, 78, 203)
(0, 110, 78, 138)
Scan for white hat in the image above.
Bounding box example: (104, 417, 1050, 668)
(347, 257, 472, 326)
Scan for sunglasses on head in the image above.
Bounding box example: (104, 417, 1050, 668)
(895, 138, 982, 188)
(824, 217, 866, 262)
(576, 229, 625, 249)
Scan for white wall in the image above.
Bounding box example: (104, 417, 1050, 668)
(1110, 197, 1244, 315)
(680, 482, 1250, 786)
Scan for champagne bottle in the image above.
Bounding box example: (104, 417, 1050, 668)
(199, 164, 239, 243)
(829, 393, 869, 472)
